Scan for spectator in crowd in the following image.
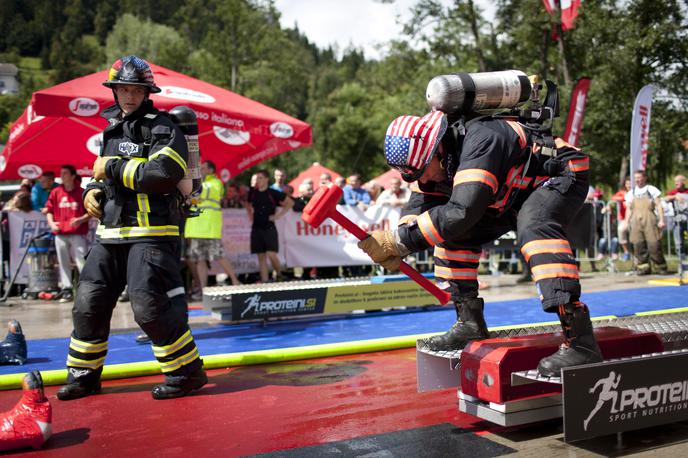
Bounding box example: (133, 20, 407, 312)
(376, 178, 410, 208)
(45, 165, 90, 302)
(31, 171, 57, 212)
(611, 177, 632, 261)
(222, 183, 243, 208)
(185, 160, 241, 300)
(247, 169, 294, 282)
(271, 168, 289, 193)
(3, 191, 33, 213)
(365, 181, 383, 204)
(626, 170, 668, 275)
(319, 173, 333, 189)
(334, 176, 346, 205)
(343, 174, 371, 210)
(293, 181, 315, 212)
(665, 174, 688, 257)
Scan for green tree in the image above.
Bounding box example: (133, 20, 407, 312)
(104, 14, 190, 71)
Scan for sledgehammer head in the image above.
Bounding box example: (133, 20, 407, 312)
(302, 184, 342, 228)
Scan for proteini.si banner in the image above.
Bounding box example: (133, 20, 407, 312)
(563, 77, 592, 147)
(629, 84, 655, 182)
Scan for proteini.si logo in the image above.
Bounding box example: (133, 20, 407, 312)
(241, 294, 318, 318)
(69, 97, 100, 116)
(583, 370, 688, 431)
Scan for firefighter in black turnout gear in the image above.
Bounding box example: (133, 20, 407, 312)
(358, 106, 603, 377)
(57, 55, 207, 400)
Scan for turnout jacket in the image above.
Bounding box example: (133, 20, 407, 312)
(86, 100, 188, 244)
(398, 117, 589, 251)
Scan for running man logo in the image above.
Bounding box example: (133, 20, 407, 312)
(584, 371, 621, 431)
(240, 294, 318, 319)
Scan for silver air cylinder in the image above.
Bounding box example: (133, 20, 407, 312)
(169, 106, 202, 197)
(426, 70, 532, 114)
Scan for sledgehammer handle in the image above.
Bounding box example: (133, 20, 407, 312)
(329, 211, 451, 305)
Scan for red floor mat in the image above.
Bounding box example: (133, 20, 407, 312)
(0, 348, 496, 457)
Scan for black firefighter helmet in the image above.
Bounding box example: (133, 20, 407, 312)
(103, 55, 161, 93)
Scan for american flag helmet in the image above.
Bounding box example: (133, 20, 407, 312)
(103, 55, 161, 93)
(384, 110, 448, 182)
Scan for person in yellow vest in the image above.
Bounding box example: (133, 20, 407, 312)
(185, 160, 240, 300)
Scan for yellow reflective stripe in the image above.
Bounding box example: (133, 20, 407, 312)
(521, 239, 573, 262)
(152, 330, 192, 358)
(122, 158, 145, 190)
(149, 147, 187, 173)
(67, 355, 106, 369)
(136, 194, 150, 227)
(417, 211, 444, 246)
(159, 347, 200, 373)
(531, 263, 579, 282)
(434, 247, 481, 263)
(435, 266, 478, 280)
(96, 224, 179, 238)
(69, 337, 108, 354)
(453, 169, 499, 194)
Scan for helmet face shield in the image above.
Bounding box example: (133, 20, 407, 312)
(103, 55, 161, 93)
(384, 111, 447, 183)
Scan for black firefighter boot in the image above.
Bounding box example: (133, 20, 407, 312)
(417, 298, 490, 351)
(151, 359, 208, 400)
(57, 367, 102, 401)
(538, 302, 603, 377)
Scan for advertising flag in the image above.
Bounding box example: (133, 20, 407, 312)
(563, 77, 592, 146)
(629, 85, 655, 180)
(561, 0, 582, 31)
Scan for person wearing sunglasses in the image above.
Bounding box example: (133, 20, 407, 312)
(358, 110, 601, 377)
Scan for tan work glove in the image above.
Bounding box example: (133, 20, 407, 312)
(84, 189, 104, 219)
(357, 230, 409, 272)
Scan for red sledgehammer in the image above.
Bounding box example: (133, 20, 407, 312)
(302, 184, 451, 305)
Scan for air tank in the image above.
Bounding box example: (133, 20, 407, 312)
(426, 70, 532, 114)
(169, 106, 202, 198)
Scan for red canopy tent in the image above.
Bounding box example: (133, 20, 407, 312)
(366, 168, 404, 190)
(1, 63, 311, 180)
(288, 162, 341, 190)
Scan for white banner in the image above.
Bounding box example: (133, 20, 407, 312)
(281, 205, 401, 267)
(4, 207, 399, 282)
(7, 211, 50, 284)
(630, 85, 654, 185)
(209, 209, 263, 275)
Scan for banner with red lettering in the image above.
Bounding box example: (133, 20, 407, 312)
(629, 85, 655, 181)
(563, 77, 592, 146)
(280, 205, 401, 267)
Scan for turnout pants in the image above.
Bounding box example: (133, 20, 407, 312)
(434, 173, 588, 313)
(629, 198, 667, 272)
(66, 241, 201, 380)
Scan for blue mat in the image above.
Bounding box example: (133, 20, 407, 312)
(2, 286, 686, 374)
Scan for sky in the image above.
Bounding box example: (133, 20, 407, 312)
(274, 0, 496, 60)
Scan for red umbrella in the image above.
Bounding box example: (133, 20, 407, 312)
(26, 63, 311, 181)
(288, 162, 341, 190)
(0, 105, 105, 179)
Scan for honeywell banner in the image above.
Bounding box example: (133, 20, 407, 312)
(630, 85, 655, 180)
(279, 205, 401, 267)
(563, 77, 592, 147)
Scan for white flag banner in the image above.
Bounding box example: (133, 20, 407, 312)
(279, 205, 401, 267)
(629, 84, 655, 184)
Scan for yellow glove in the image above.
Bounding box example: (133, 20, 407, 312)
(84, 189, 103, 219)
(357, 230, 408, 272)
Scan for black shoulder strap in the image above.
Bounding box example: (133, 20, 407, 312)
(139, 112, 159, 145)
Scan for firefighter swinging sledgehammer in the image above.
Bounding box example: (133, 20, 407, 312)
(357, 70, 603, 376)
